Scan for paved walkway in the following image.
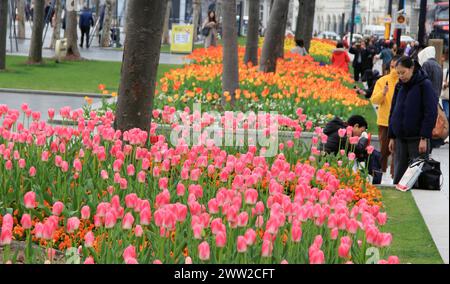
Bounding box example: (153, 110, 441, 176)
(6, 23, 189, 65)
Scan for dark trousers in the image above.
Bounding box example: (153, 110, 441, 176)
(378, 126, 394, 176)
(393, 138, 430, 184)
(80, 27, 91, 48)
(354, 66, 363, 82)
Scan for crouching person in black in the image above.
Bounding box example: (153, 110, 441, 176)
(323, 115, 383, 184)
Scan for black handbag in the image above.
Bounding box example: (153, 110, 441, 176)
(201, 27, 210, 37)
(417, 157, 442, 191)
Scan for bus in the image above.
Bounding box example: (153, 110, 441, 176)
(429, 1, 449, 48)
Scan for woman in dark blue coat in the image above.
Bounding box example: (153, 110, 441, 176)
(388, 56, 438, 184)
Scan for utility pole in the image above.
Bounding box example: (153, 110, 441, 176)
(418, 0, 427, 46)
(395, 0, 405, 47)
(350, 0, 356, 44)
(385, 0, 393, 40)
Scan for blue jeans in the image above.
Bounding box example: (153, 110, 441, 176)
(443, 100, 449, 121)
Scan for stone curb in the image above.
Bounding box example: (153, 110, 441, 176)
(0, 88, 110, 99)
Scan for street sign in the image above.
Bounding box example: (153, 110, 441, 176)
(384, 16, 392, 23)
(395, 14, 407, 29)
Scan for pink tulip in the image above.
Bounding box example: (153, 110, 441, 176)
(73, 158, 82, 172)
(176, 183, 186, 196)
(119, 178, 128, 189)
(123, 245, 136, 263)
(137, 171, 146, 183)
(338, 244, 351, 258)
(41, 151, 49, 162)
(244, 229, 256, 245)
(244, 189, 258, 205)
(84, 231, 95, 247)
(366, 145, 375, 155)
(52, 201, 65, 216)
(388, 256, 400, 264)
(309, 249, 325, 264)
(126, 164, 135, 176)
(100, 170, 109, 180)
(135, 225, 144, 237)
(237, 236, 248, 253)
(81, 206, 91, 220)
(192, 224, 203, 239)
(158, 177, 169, 190)
(20, 214, 32, 229)
(105, 211, 117, 229)
(338, 129, 346, 138)
(261, 240, 273, 257)
(349, 136, 359, 145)
(291, 225, 302, 242)
(198, 241, 210, 261)
(29, 166, 36, 177)
(48, 108, 55, 120)
(348, 152, 356, 161)
(84, 256, 95, 264)
(185, 256, 193, 264)
(377, 212, 388, 226)
(61, 161, 69, 172)
(5, 160, 12, 171)
(66, 217, 80, 233)
(215, 231, 227, 248)
(237, 212, 249, 227)
(140, 208, 152, 225)
(24, 191, 36, 209)
(330, 228, 339, 240)
(122, 213, 135, 230)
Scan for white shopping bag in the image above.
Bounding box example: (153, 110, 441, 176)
(396, 159, 425, 192)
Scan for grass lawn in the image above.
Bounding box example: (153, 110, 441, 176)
(380, 188, 443, 264)
(0, 56, 180, 94)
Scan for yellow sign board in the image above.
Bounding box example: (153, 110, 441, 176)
(170, 24, 194, 54)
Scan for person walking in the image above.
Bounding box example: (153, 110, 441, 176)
(349, 41, 369, 82)
(418, 46, 444, 150)
(388, 56, 438, 184)
(79, 6, 94, 49)
(291, 39, 308, 56)
(371, 55, 401, 182)
(331, 42, 350, 73)
(202, 10, 218, 48)
(376, 42, 394, 75)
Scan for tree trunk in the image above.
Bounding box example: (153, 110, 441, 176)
(215, 0, 222, 24)
(244, 0, 259, 66)
(162, 0, 172, 45)
(259, 0, 289, 73)
(115, 0, 167, 132)
(101, 0, 113, 47)
(17, 0, 26, 39)
(295, 0, 315, 52)
(50, 0, 62, 49)
(0, 0, 8, 70)
(192, 0, 201, 44)
(65, 8, 80, 59)
(221, 0, 239, 106)
(276, 8, 289, 59)
(28, 0, 45, 64)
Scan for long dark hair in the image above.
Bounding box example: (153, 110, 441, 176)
(396, 56, 421, 74)
(208, 11, 216, 23)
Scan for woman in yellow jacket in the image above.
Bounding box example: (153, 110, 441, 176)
(370, 55, 401, 179)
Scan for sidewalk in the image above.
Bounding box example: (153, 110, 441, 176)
(6, 23, 190, 65)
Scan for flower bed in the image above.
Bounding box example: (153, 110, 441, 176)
(0, 104, 398, 264)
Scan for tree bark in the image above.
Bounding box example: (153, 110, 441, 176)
(162, 0, 172, 45)
(115, 0, 167, 132)
(276, 8, 289, 59)
(221, 0, 239, 106)
(17, 0, 26, 39)
(192, 0, 201, 44)
(244, 0, 259, 66)
(28, 0, 45, 64)
(65, 7, 80, 59)
(295, 0, 315, 52)
(0, 0, 8, 70)
(259, 0, 289, 73)
(101, 0, 113, 47)
(50, 0, 62, 49)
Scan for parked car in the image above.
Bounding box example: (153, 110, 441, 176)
(317, 31, 341, 41)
